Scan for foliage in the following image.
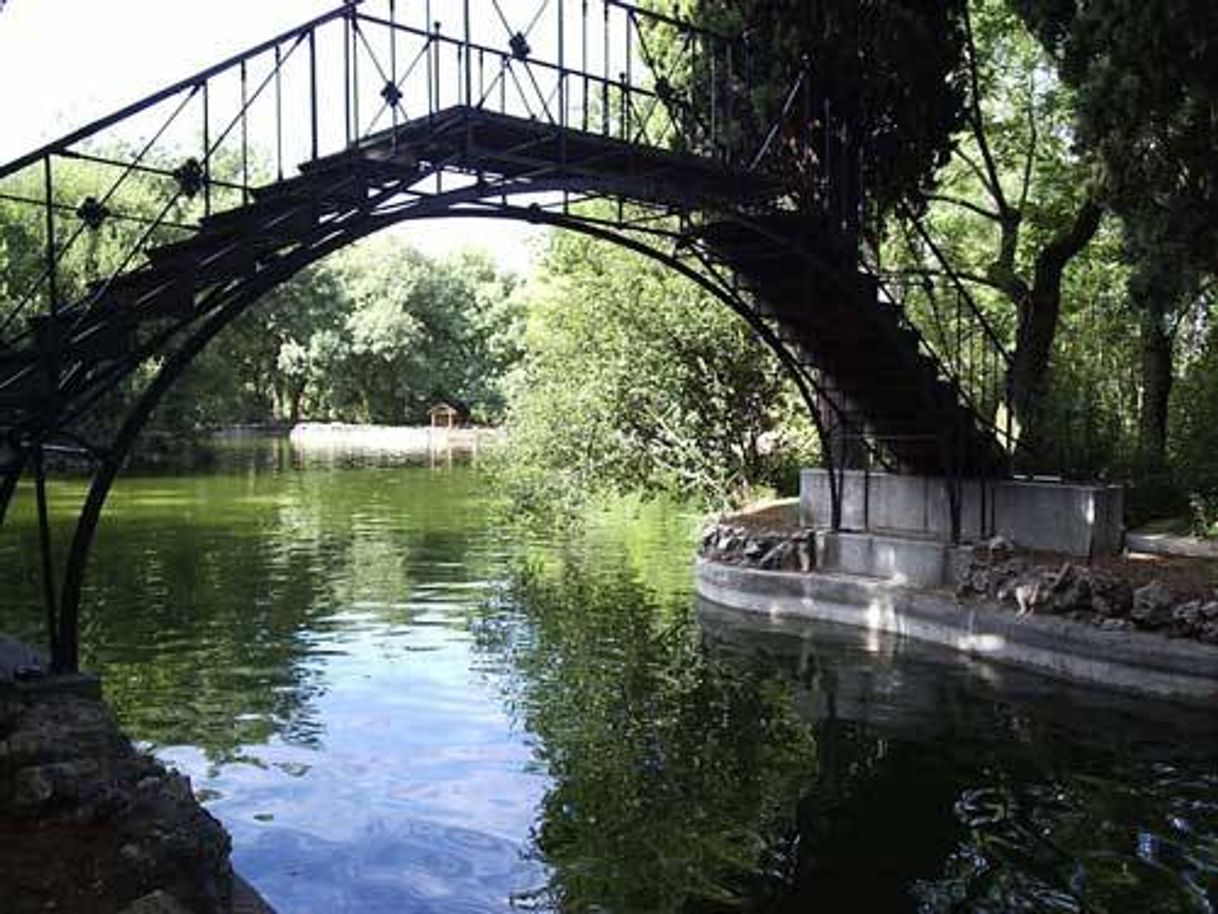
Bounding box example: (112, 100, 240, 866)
(660, 0, 969, 219)
(0, 152, 186, 338)
(492, 222, 818, 518)
(1170, 322, 1218, 536)
(161, 236, 522, 430)
(0, 154, 522, 441)
(1012, 0, 1218, 279)
(483, 558, 818, 912)
(881, 0, 1118, 468)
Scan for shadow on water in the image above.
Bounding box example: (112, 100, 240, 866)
(699, 605, 1218, 913)
(0, 437, 1214, 912)
(482, 558, 1218, 914)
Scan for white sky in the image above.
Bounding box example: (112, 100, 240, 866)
(0, 0, 547, 273)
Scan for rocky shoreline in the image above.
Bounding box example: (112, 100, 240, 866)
(698, 519, 1218, 648)
(956, 544, 1218, 644)
(0, 639, 254, 914)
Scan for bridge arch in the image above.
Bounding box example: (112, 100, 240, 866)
(0, 0, 1012, 672)
(47, 192, 853, 674)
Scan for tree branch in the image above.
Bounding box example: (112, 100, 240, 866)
(1018, 68, 1039, 215)
(1035, 199, 1104, 281)
(885, 266, 1010, 294)
(925, 193, 1002, 222)
(962, 0, 1011, 216)
(953, 146, 1002, 204)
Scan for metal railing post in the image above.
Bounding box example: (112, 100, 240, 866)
(464, 0, 472, 107)
(309, 28, 319, 161)
(275, 45, 284, 180)
(241, 60, 249, 203)
(32, 444, 62, 671)
(344, 8, 352, 144)
(42, 157, 57, 314)
(202, 81, 211, 217)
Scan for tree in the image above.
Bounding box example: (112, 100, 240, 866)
(885, 0, 1106, 459)
(160, 235, 522, 430)
(1002, 0, 1218, 476)
(496, 223, 816, 515)
(664, 0, 969, 219)
(1125, 242, 1203, 466)
(1011, 0, 1218, 279)
(317, 239, 519, 424)
(1170, 319, 1218, 533)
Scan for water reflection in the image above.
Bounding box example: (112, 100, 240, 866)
(0, 441, 1213, 912)
(700, 607, 1218, 913)
(481, 562, 1218, 913)
(477, 562, 818, 911)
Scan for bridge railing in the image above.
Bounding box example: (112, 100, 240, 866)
(0, 0, 822, 352)
(870, 208, 1019, 463)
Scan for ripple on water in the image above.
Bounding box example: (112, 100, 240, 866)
(233, 820, 542, 914)
(5, 453, 1216, 913)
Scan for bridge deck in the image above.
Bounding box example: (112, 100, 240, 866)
(321, 105, 783, 208)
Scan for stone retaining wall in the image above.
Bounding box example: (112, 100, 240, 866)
(695, 559, 1218, 706)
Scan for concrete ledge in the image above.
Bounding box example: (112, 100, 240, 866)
(815, 530, 969, 588)
(1127, 531, 1218, 560)
(695, 559, 1218, 706)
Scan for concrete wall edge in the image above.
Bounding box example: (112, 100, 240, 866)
(694, 559, 1218, 706)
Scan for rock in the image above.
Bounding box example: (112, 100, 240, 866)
(741, 539, 763, 560)
(1046, 563, 1090, 615)
(1199, 621, 1218, 645)
(990, 558, 1032, 603)
(1131, 581, 1176, 629)
(1098, 618, 1133, 632)
(0, 688, 234, 913)
(11, 764, 54, 807)
(1172, 600, 1203, 633)
(1200, 601, 1218, 621)
(996, 575, 1022, 603)
(718, 534, 742, 560)
(119, 890, 193, 914)
(974, 535, 1015, 564)
(0, 634, 43, 683)
(796, 536, 815, 573)
(1014, 580, 1044, 616)
(1091, 575, 1133, 617)
(757, 540, 793, 570)
(959, 565, 992, 597)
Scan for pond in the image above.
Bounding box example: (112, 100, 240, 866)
(0, 439, 1215, 913)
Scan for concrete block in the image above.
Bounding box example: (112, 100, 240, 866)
(800, 469, 1124, 556)
(990, 480, 1124, 556)
(816, 530, 957, 588)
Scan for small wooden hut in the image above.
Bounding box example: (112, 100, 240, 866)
(427, 402, 461, 429)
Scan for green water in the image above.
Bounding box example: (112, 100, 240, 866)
(0, 439, 1215, 913)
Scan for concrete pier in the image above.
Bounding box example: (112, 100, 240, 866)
(801, 469, 1125, 557)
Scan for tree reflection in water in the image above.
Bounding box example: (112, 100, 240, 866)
(478, 560, 818, 912)
(485, 559, 1218, 913)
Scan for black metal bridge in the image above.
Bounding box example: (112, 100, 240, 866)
(0, 0, 1015, 672)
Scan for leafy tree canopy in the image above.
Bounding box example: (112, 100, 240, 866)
(660, 0, 970, 217)
(1011, 0, 1218, 276)
(493, 218, 817, 516)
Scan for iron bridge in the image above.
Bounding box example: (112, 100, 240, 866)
(0, 0, 1015, 672)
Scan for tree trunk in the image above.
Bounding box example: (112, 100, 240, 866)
(1007, 199, 1103, 464)
(1137, 297, 1173, 463)
(289, 386, 304, 425)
